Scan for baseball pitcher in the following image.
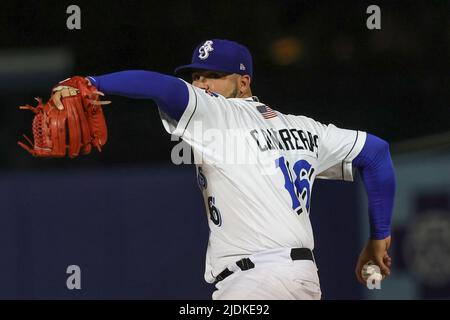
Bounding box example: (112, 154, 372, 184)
(19, 39, 396, 299)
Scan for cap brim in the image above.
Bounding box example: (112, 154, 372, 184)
(174, 63, 235, 78)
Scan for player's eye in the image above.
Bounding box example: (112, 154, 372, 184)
(209, 73, 222, 79)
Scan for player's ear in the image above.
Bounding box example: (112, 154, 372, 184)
(239, 75, 251, 96)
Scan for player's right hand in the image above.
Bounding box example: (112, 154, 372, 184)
(355, 235, 392, 285)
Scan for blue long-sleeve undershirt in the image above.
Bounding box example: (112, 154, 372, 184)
(352, 134, 396, 240)
(88, 70, 189, 121)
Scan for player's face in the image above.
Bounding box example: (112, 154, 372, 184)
(191, 70, 240, 98)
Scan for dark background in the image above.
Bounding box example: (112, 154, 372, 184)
(1, 0, 449, 170)
(0, 167, 361, 299)
(0, 0, 448, 299)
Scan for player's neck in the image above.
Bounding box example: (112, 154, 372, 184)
(238, 89, 253, 99)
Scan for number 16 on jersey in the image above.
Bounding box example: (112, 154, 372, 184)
(276, 156, 314, 215)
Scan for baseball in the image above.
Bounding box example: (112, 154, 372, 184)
(361, 260, 383, 281)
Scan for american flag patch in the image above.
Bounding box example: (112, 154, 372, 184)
(256, 105, 277, 119)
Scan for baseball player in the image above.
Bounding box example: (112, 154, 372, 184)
(47, 39, 396, 299)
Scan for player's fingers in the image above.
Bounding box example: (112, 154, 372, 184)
(355, 260, 366, 285)
(52, 91, 64, 110)
(384, 254, 392, 268)
(61, 88, 74, 98)
(356, 271, 366, 285)
(61, 88, 69, 98)
(374, 256, 390, 277)
(60, 88, 78, 97)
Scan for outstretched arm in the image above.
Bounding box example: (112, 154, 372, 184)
(352, 133, 396, 284)
(53, 70, 190, 122)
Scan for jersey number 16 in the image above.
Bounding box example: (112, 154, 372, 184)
(276, 156, 314, 215)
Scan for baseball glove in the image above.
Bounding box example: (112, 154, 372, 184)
(18, 76, 110, 158)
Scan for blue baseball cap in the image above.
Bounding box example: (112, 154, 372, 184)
(175, 39, 253, 79)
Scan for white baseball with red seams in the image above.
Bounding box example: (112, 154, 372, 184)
(362, 260, 383, 282)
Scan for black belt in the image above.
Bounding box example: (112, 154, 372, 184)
(214, 248, 314, 283)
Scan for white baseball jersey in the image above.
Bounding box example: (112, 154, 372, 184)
(159, 81, 366, 283)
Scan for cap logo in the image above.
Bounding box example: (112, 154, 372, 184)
(198, 40, 214, 60)
(240, 63, 246, 71)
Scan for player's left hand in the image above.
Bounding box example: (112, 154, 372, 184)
(18, 76, 110, 158)
(355, 235, 392, 285)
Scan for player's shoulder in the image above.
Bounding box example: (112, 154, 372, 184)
(281, 112, 326, 128)
(227, 96, 260, 105)
(225, 97, 325, 126)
